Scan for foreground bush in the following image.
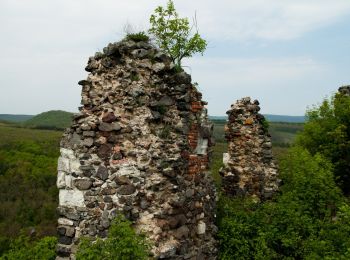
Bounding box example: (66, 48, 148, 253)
(218, 147, 350, 259)
(0, 236, 57, 260)
(76, 215, 150, 260)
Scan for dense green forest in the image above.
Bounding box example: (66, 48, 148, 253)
(0, 123, 61, 255)
(1, 89, 350, 259)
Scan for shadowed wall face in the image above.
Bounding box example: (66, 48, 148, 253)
(56, 39, 217, 259)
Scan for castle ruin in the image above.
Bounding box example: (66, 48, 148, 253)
(56, 39, 217, 259)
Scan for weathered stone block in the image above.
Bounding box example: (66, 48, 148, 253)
(117, 184, 136, 195)
(59, 189, 85, 207)
(197, 220, 206, 235)
(58, 157, 70, 172)
(74, 179, 92, 190)
(57, 171, 66, 189)
(58, 218, 74, 226)
(96, 166, 108, 181)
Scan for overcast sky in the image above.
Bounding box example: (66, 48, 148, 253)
(1, 0, 349, 116)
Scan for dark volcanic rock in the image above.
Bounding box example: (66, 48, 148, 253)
(74, 179, 92, 190)
(117, 184, 136, 195)
(96, 166, 108, 181)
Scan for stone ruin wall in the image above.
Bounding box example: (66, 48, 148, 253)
(339, 85, 350, 96)
(220, 97, 279, 200)
(56, 39, 217, 259)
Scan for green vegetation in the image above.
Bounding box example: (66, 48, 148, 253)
(76, 215, 150, 260)
(264, 114, 305, 123)
(130, 72, 140, 82)
(126, 31, 150, 42)
(296, 92, 350, 194)
(0, 114, 34, 123)
(1, 236, 57, 260)
(24, 110, 73, 130)
(269, 122, 304, 147)
(149, 0, 207, 67)
(217, 147, 350, 259)
(261, 117, 270, 132)
(211, 142, 226, 187)
(0, 123, 61, 255)
(215, 90, 350, 259)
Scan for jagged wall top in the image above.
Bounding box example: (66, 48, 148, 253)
(56, 38, 217, 259)
(339, 85, 350, 96)
(220, 97, 279, 200)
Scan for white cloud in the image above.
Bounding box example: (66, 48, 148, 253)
(1, 0, 350, 48)
(175, 0, 350, 41)
(0, 0, 349, 114)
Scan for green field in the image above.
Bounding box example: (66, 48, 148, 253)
(212, 119, 303, 144)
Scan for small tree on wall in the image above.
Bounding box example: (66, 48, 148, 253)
(149, 0, 207, 68)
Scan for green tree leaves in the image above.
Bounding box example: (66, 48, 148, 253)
(0, 236, 57, 260)
(0, 125, 60, 256)
(218, 147, 350, 259)
(149, 0, 207, 67)
(296, 91, 350, 193)
(76, 215, 150, 260)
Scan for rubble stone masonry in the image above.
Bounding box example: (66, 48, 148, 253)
(220, 97, 279, 200)
(56, 39, 217, 259)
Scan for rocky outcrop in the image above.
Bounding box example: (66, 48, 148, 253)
(220, 97, 279, 200)
(56, 39, 217, 259)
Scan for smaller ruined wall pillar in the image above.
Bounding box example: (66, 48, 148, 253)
(220, 97, 279, 199)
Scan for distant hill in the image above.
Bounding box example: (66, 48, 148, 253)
(264, 114, 305, 123)
(0, 114, 34, 122)
(209, 114, 305, 123)
(24, 110, 73, 130)
(1, 111, 305, 130)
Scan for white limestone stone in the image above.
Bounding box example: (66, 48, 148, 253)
(65, 175, 73, 189)
(60, 148, 75, 159)
(70, 158, 81, 173)
(197, 220, 206, 235)
(59, 189, 85, 207)
(223, 153, 230, 166)
(117, 164, 141, 177)
(195, 138, 208, 155)
(58, 217, 74, 226)
(152, 62, 165, 72)
(57, 171, 66, 189)
(58, 156, 70, 172)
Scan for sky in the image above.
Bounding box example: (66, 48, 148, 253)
(0, 0, 349, 116)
